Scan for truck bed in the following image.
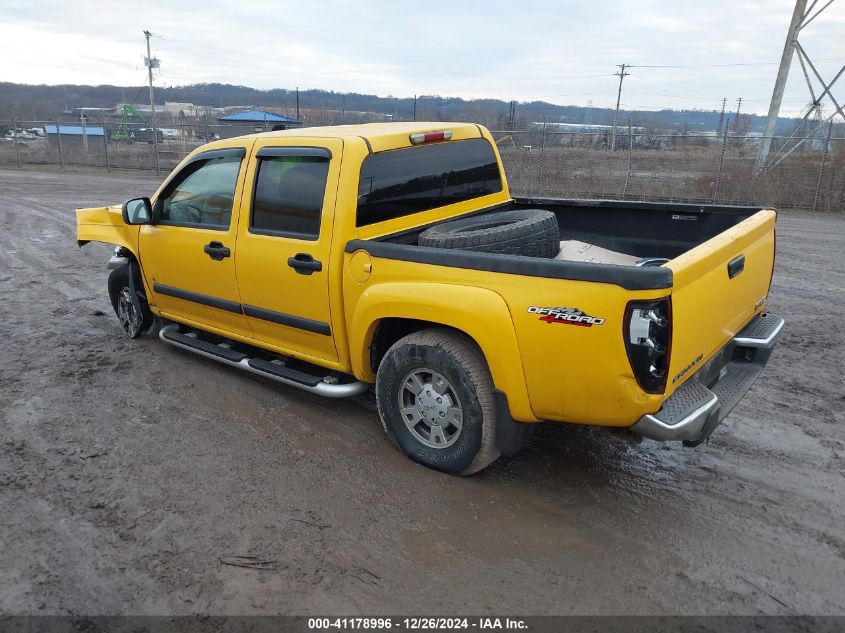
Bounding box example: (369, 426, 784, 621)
(346, 196, 776, 424)
(514, 198, 762, 260)
(361, 198, 769, 293)
(381, 197, 764, 262)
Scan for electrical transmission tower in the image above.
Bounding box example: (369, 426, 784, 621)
(755, 0, 844, 173)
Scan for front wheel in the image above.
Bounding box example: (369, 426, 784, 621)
(107, 263, 153, 339)
(375, 328, 500, 475)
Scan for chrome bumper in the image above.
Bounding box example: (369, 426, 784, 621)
(631, 313, 784, 446)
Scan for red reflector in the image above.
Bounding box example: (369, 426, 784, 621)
(410, 130, 453, 144)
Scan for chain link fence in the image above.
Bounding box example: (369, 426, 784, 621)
(1, 119, 842, 211)
(494, 125, 844, 212)
(0, 120, 237, 175)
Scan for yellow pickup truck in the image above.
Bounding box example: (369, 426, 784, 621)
(76, 122, 783, 474)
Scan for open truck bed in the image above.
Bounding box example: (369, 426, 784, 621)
(383, 197, 764, 261)
(347, 195, 779, 443)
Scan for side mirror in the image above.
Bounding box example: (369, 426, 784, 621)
(122, 197, 153, 225)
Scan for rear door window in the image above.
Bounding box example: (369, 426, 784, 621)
(356, 138, 503, 227)
(251, 154, 330, 239)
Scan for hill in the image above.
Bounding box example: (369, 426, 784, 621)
(0, 81, 800, 133)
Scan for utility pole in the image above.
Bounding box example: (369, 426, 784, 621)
(413, 95, 417, 121)
(80, 113, 88, 152)
(610, 63, 630, 151)
(716, 97, 727, 133)
(755, 0, 808, 173)
(143, 29, 160, 175)
(296, 86, 300, 121)
(732, 97, 743, 133)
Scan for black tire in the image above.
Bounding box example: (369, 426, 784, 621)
(107, 263, 154, 338)
(417, 209, 560, 258)
(375, 328, 499, 475)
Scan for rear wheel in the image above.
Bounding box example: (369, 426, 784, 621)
(108, 263, 153, 339)
(375, 328, 499, 475)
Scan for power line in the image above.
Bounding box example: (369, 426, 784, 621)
(630, 56, 845, 69)
(618, 101, 813, 117)
(624, 90, 813, 103)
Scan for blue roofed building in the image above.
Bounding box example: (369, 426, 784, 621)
(216, 109, 301, 138)
(44, 124, 105, 148)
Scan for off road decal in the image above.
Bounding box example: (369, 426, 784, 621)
(528, 306, 605, 327)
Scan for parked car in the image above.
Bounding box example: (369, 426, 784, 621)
(135, 128, 164, 144)
(76, 122, 783, 474)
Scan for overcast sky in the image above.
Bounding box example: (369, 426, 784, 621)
(1, 0, 843, 115)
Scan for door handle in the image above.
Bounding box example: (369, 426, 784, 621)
(727, 254, 745, 279)
(204, 241, 231, 261)
(288, 253, 323, 275)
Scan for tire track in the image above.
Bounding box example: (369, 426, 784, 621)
(0, 197, 76, 237)
(0, 235, 102, 301)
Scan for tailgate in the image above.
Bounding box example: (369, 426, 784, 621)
(665, 209, 776, 395)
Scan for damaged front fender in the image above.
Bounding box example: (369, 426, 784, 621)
(76, 204, 139, 258)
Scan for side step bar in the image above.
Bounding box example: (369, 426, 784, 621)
(159, 324, 369, 399)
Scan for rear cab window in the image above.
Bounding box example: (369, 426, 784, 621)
(356, 138, 503, 227)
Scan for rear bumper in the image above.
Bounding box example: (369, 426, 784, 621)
(630, 312, 784, 445)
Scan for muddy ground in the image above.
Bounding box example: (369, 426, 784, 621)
(0, 167, 843, 616)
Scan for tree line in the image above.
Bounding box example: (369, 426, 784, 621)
(0, 81, 800, 133)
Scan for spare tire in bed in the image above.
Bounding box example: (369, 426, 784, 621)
(417, 209, 560, 258)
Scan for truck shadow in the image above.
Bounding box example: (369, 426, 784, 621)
(484, 421, 696, 493)
(156, 338, 697, 502)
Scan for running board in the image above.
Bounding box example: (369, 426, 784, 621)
(159, 324, 369, 399)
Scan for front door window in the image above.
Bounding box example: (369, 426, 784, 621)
(158, 156, 241, 228)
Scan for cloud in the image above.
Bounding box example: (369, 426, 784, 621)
(0, 0, 842, 115)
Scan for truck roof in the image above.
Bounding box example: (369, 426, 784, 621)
(250, 121, 481, 140)
(220, 121, 485, 153)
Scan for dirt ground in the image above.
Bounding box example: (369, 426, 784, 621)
(0, 167, 843, 616)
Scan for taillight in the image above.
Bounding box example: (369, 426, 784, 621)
(409, 130, 453, 145)
(624, 297, 672, 394)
